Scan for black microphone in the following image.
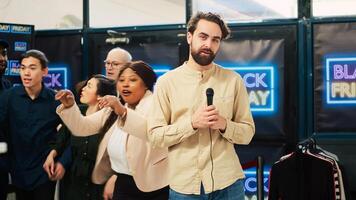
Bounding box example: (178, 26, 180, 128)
(206, 88, 214, 106)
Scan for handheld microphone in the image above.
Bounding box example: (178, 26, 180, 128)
(206, 88, 214, 106)
(206, 87, 215, 193)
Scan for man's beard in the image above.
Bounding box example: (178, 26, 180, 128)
(191, 47, 216, 66)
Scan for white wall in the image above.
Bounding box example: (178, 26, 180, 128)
(0, 0, 83, 30)
(0, 0, 185, 30)
(90, 0, 185, 28)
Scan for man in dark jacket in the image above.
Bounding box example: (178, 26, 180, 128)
(0, 49, 70, 200)
(0, 39, 11, 200)
(0, 40, 11, 93)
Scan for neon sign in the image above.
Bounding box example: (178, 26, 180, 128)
(44, 65, 68, 90)
(0, 24, 10, 33)
(325, 57, 356, 104)
(150, 63, 277, 114)
(11, 25, 32, 34)
(151, 64, 170, 78)
(8, 60, 20, 76)
(243, 168, 270, 196)
(222, 65, 277, 114)
(0, 24, 32, 34)
(14, 41, 27, 52)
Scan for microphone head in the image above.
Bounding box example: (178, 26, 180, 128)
(206, 88, 214, 96)
(206, 88, 214, 106)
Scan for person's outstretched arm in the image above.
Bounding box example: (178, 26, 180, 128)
(56, 89, 110, 136)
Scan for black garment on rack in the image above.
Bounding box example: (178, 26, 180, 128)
(268, 151, 335, 200)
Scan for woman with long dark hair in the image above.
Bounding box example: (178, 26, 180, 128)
(43, 74, 116, 200)
(55, 61, 169, 200)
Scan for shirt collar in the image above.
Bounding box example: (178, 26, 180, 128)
(182, 62, 216, 79)
(16, 83, 51, 100)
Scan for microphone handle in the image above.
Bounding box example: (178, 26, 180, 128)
(207, 96, 213, 106)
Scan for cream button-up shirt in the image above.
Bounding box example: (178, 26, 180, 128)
(148, 63, 255, 195)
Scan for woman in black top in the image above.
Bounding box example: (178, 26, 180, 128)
(43, 74, 116, 200)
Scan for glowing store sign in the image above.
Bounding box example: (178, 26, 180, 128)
(152, 64, 170, 78)
(0, 24, 10, 33)
(0, 24, 33, 34)
(8, 60, 20, 76)
(44, 66, 68, 90)
(14, 41, 27, 52)
(325, 57, 356, 104)
(224, 66, 276, 114)
(243, 168, 270, 195)
(151, 64, 277, 114)
(11, 25, 32, 34)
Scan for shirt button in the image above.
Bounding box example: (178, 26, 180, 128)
(83, 152, 87, 156)
(85, 140, 89, 144)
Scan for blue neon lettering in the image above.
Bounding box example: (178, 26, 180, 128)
(333, 64, 356, 80)
(255, 73, 267, 87)
(245, 177, 257, 192)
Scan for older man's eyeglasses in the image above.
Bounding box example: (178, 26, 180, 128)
(104, 60, 122, 69)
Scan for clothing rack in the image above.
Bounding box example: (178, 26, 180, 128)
(256, 156, 264, 200)
(268, 136, 347, 200)
(242, 156, 264, 200)
(297, 137, 316, 153)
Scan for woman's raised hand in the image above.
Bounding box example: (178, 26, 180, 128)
(55, 89, 75, 108)
(98, 95, 126, 116)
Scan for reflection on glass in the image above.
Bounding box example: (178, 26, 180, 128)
(192, 0, 297, 23)
(0, 0, 83, 30)
(313, 0, 356, 17)
(90, 0, 185, 28)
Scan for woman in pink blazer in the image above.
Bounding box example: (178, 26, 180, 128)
(55, 61, 168, 200)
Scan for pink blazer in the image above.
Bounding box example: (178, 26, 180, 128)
(57, 91, 168, 192)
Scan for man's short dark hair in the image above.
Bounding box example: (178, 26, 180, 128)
(20, 49, 49, 69)
(0, 40, 9, 49)
(187, 12, 231, 40)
